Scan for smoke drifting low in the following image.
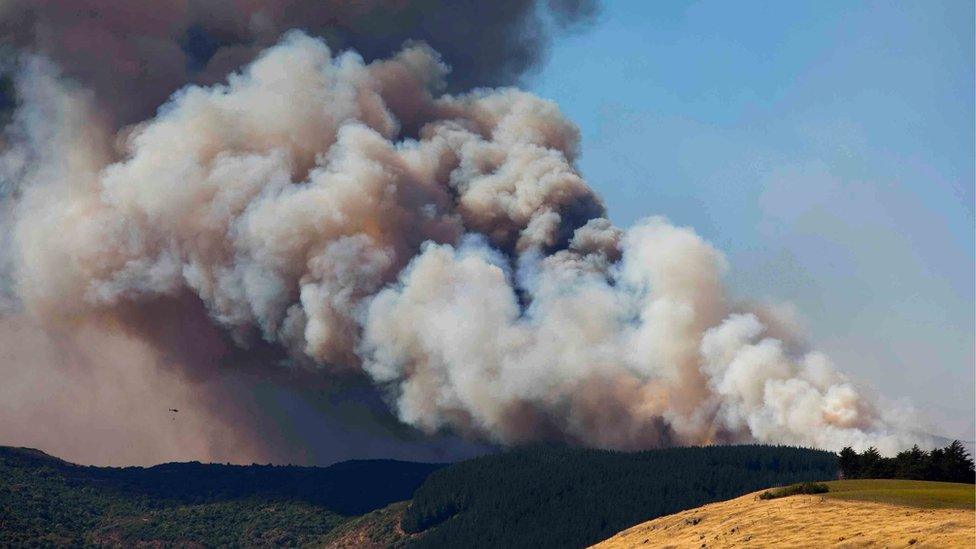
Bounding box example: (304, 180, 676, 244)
(0, 26, 926, 464)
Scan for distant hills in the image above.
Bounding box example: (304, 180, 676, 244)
(0, 446, 442, 546)
(0, 445, 445, 515)
(0, 444, 838, 547)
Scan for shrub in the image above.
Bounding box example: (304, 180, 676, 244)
(758, 482, 829, 500)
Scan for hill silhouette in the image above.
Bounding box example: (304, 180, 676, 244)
(0, 446, 443, 515)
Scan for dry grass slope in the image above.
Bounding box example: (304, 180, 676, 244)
(593, 480, 975, 548)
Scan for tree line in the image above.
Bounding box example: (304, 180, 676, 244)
(838, 440, 974, 483)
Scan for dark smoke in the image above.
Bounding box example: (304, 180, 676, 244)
(0, 0, 599, 126)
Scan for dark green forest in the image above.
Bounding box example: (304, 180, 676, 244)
(401, 444, 838, 549)
(0, 446, 441, 547)
(838, 441, 975, 483)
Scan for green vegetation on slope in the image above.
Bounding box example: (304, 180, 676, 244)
(0, 446, 441, 547)
(92, 499, 347, 547)
(824, 479, 976, 509)
(401, 444, 838, 549)
(758, 481, 829, 500)
(319, 501, 412, 548)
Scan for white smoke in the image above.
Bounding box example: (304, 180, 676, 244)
(0, 31, 926, 456)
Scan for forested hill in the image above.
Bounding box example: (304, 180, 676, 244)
(1, 444, 838, 547)
(0, 446, 443, 546)
(401, 445, 838, 549)
(0, 446, 443, 515)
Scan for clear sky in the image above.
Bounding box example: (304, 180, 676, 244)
(528, 0, 974, 439)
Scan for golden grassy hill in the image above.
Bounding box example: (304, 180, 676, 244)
(593, 480, 975, 548)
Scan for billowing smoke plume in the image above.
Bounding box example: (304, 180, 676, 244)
(0, 0, 596, 466)
(0, 26, 926, 462)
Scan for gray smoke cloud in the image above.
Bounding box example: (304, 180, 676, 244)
(0, 27, 929, 464)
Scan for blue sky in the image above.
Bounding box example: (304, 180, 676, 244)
(528, 0, 974, 439)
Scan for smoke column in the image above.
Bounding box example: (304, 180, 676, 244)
(0, 7, 926, 464)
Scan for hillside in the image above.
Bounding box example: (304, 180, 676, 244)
(0, 446, 442, 546)
(398, 445, 837, 548)
(0, 444, 838, 548)
(594, 479, 976, 548)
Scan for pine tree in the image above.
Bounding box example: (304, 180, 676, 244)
(941, 441, 975, 483)
(894, 445, 927, 480)
(838, 447, 860, 479)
